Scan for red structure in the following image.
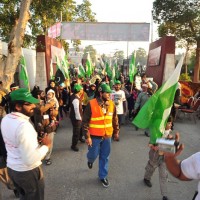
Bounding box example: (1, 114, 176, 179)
(146, 36, 176, 87)
(36, 35, 62, 84)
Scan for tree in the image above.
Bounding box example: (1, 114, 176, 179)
(0, 0, 96, 88)
(113, 50, 124, 66)
(83, 45, 97, 63)
(135, 48, 147, 66)
(0, 0, 96, 48)
(68, 0, 96, 51)
(152, 0, 200, 82)
(75, 0, 96, 22)
(0, 0, 32, 88)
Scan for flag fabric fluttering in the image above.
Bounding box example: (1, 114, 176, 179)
(19, 49, 30, 90)
(105, 59, 112, 78)
(110, 64, 116, 88)
(129, 52, 137, 83)
(55, 56, 63, 84)
(60, 48, 70, 79)
(55, 68, 65, 85)
(86, 53, 92, 77)
(99, 56, 105, 69)
(132, 55, 184, 144)
(55, 50, 69, 81)
(78, 63, 86, 78)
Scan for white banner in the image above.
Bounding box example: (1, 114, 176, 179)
(61, 22, 150, 41)
(48, 22, 61, 38)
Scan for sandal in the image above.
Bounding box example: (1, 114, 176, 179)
(45, 159, 52, 165)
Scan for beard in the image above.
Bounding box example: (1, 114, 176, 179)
(102, 96, 109, 101)
(21, 107, 35, 117)
(40, 96, 45, 100)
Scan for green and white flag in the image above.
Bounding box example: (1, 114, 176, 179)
(105, 59, 112, 78)
(19, 49, 30, 90)
(114, 59, 120, 80)
(86, 53, 92, 77)
(78, 63, 85, 78)
(99, 56, 105, 69)
(129, 51, 137, 83)
(110, 64, 116, 88)
(132, 55, 184, 144)
(61, 48, 70, 79)
(55, 50, 69, 80)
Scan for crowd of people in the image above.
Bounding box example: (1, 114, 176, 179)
(0, 73, 199, 200)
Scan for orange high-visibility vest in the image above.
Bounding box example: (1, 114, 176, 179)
(89, 99, 114, 137)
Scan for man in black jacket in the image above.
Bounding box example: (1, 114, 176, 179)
(70, 84, 84, 152)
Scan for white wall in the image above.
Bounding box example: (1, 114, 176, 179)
(0, 40, 36, 89)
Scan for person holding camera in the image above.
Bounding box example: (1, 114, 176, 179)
(143, 116, 175, 200)
(82, 83, 119, 188)
(1, 88, 51, 200)
(164, 136, 200, 200)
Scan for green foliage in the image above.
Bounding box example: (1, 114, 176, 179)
(113, 50, 124, 66)
(152, 0, 200, 42)
(135, 48, 147, 66)
(75, 0, 96, 22)
(188, 52, 196, 72)
(83, 45, 97, 63)
(179, 73, 192, 81)
(0, 0, 96, 48)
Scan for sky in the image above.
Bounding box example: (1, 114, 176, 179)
(73, 0, 159, 56)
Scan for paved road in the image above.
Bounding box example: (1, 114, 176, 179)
(1, 115, 200, 200)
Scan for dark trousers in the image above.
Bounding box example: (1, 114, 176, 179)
(117, 114, 124, 128)
(59, 105, 67, 118)
(71, 120, 82, 147)
(7, 166, 44, 200)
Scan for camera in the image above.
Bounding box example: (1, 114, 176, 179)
(156, 138, 179, 153)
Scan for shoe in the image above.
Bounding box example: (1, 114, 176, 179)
(59, 117, 63, 121)
(100, 178, 110, 188)
(144, 131, 150, 137)
(71, 146, 79, 152)
(143, 178, 152, 187)
(13, 189, 20, 198)
(79, 138, 85, 143)
(163, 196, 168, 200)
(113, 137, 120, 142)
(87, 162, 93, 169)
(45, 159, 52, 165)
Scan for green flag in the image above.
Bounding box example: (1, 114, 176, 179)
(132, 55, 184, 144)
(109, 65, 116, 88)
(61, 48, 70, 79)
(129, 52, 137, 83)
(105, 59, 112, 78)
(78, 63, 85, 78)
(86, 53, 92, 77)
(56, 51, 69, 81)
(19, 50, 30, 90)
(114, 60, 120, 80)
